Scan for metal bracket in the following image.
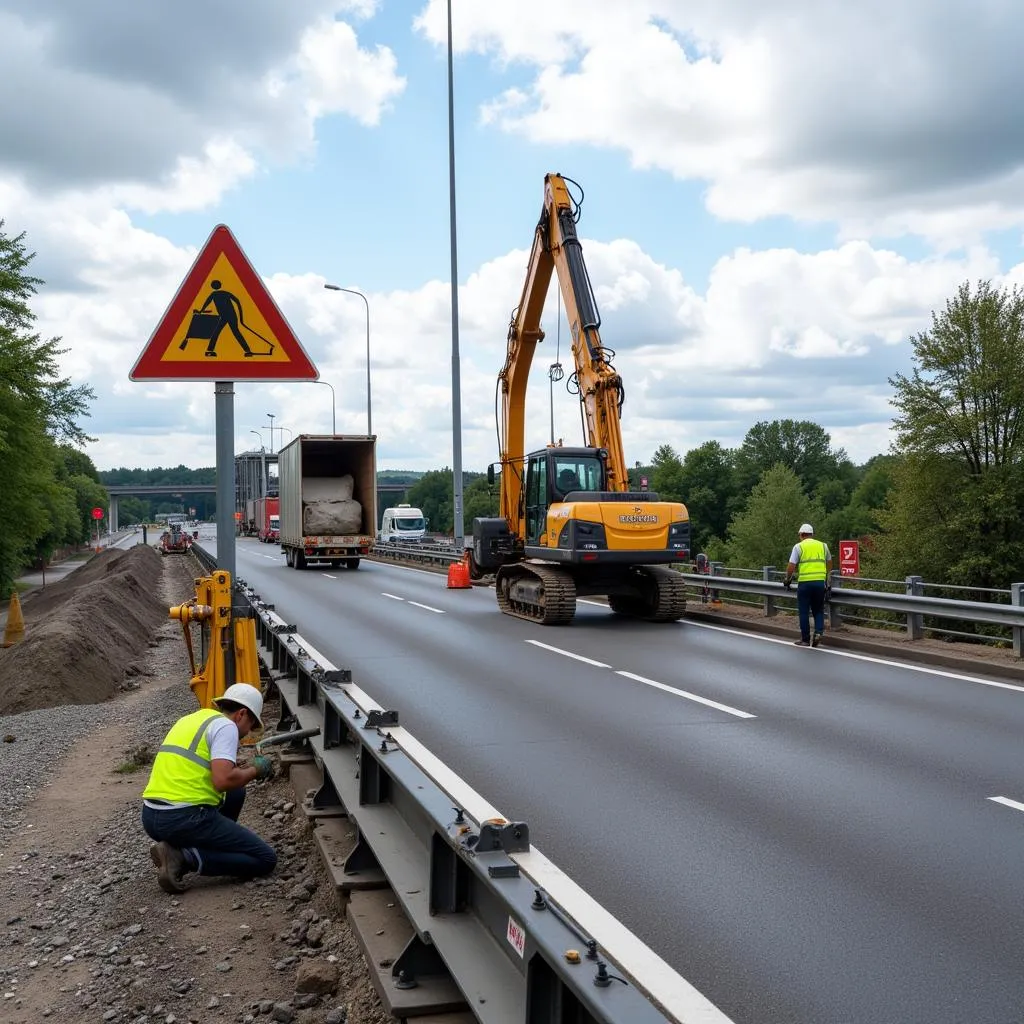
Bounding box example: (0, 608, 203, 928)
(324, 668, 353, 687)
(471, 820, 530, 855)
(364, 708, 399, 729)
(272, 623, 297, 634)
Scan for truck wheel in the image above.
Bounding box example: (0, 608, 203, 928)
(295, 550, 307, 570)
(345, 558, 361, 570)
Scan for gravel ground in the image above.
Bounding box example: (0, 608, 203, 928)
(0, 551, 394, 1024)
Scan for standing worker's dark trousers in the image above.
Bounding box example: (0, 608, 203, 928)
(797, 580, 827, 643)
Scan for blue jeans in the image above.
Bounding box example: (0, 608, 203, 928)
(141, 788, 277, 880)
(797, 580, 826, 641)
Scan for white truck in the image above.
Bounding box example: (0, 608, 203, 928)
(278, 435, 377, 570)
(380, 504, 428, 544)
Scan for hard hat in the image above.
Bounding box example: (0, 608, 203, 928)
(213, 683, 264, 728)
(799, 523, 814, 535)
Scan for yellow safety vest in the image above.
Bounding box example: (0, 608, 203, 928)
(142, 708, 226, 807)
(796, 538, 828, 582)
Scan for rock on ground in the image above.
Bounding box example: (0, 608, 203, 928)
(0, 546, 394, 1024)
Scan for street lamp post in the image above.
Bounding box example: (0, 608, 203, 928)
(267, 413, 276, 453)
(312, 379, 336, 434)
(249, 429, 264, 450)
(323, 284, 371, 435)
(279, 427, 293, 445)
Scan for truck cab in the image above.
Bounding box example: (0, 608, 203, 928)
(380, 504, 428, 544)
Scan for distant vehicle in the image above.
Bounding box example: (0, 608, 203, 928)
(255, 496, 280, 543)
(278, 435, 377, 570)
(160, 523, 191, 556)
(380, 504, 428, 544)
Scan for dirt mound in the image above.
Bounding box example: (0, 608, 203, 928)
(0, 546, 168, 715)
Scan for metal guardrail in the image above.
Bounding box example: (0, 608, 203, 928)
(676, 573, 1024, 655)
(236, 579, 726, 1024)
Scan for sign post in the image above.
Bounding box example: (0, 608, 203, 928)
(91, 506, 104, 553)
(839, 540, 860, 577)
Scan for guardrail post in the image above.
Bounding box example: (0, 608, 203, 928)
(710, 562, 723, 607)
(1012, 584, 1024, 658)
(763, 566, 776, 617)
(828, 572, 842, 630)
(905, 576, 924, 640)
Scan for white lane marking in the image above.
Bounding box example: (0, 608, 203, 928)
(685, 620, 1024, 693)
(525, 639, 611, 668)
(381, 593, 404, 601)
(321, 573, 338, 579)
(408, 601, 444, 614)
(526, 639, 755, 718)
(616, 670, 755, 719)
(989, 796, 1024, 814)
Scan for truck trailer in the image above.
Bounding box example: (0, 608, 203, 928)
(278, 435, 377, 570)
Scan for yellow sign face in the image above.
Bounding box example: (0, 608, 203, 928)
(130, 224, 318, 381)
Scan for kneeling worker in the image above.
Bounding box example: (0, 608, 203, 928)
(141, 682, 277, 893)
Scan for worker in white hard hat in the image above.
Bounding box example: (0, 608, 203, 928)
(140, 683, 277, 893)
(784, 523, 833, 647)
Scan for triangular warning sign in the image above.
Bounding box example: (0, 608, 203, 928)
(130, 224, 318, 381)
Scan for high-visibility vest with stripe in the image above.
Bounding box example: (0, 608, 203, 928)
(796, 538, 828, 582)
(142, 708, 226, 806)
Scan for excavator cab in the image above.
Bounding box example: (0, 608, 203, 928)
(525, 448, 604, 545)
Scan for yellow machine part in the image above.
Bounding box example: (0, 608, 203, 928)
(168, 569, 263, 743)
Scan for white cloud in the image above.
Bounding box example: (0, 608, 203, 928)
(0, 2, 404, 213)
(27, 220, 1015, 473)
(416, 0, 1024, 244)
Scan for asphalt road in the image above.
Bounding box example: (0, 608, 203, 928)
(223, 535, 1024, 1024)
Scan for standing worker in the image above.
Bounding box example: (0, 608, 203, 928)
(784, 523, 833, 647)
(140, 683, 277, 894)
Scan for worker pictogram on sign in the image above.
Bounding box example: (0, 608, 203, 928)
(130, 224, 318, 382)
(839, 539, 860, 577)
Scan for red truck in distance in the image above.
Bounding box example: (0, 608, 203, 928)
(255, 496, 280, 543)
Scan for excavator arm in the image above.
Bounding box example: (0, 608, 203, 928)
(498, 173, 629, 537)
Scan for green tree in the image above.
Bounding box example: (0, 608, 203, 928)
(407, 469, 454, 535)
(0, 223, 95, 596)
(650, 444, 685, 501)
(726, 464, 823, 569)
(877, 280, 1024, 586)
(678, 441, 736, 551)
(734, 419, 848, 495)
(464, 475, 499, 522)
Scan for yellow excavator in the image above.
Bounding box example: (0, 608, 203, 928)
(469, 172, 691, 625)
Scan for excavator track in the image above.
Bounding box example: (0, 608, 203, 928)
(495, 563, 578, 625)
(608, 565, 688, 622)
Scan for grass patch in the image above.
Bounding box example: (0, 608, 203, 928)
(114, 743, 154, 774)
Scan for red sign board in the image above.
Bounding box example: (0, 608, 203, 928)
(839, 540, 859, 577)
(91, 507, 104, 520)
(130, 224, 318, 382)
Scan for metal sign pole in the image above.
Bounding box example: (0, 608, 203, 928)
(215, 381, 237, 689)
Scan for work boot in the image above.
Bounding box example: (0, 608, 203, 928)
(150, 841, 187, 894)
(793, 639, 810, 647)
(811, 633, 824, 648)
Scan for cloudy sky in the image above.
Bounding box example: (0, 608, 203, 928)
(6, 0, 1024, 473)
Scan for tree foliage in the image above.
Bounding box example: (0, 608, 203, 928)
(0, 223, 95, 596)
(726, 464, 824, 569)
(879, 280, 1024, 587)
(734, 419, 849, 495)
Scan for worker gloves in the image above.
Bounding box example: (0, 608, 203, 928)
(783, 576, 794, 590)
(252, 754, 274, 780)
(824, 585, 833, 603)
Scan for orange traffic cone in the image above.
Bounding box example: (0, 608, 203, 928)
(446, 552, 472, 589)
(2, 591, 25, 647)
